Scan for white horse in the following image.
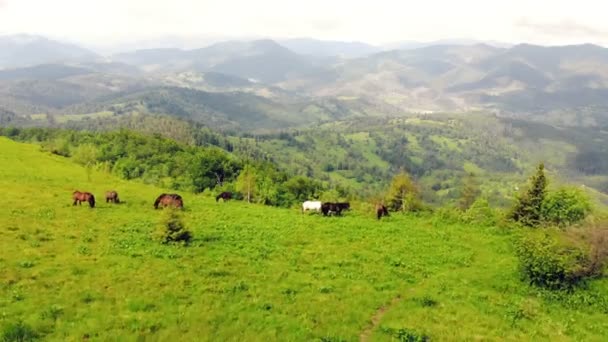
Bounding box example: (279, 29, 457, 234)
(302, 200, 322, 213)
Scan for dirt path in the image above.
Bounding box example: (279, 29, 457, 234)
(359, 295, 402, 342)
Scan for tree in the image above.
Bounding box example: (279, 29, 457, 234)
(72, 144, 99, 181)
(236, 164, 257, 203)
(283, 176, 321, 203)
(386, 172, 421, 212)
(510, 163, 548, 226)
(541, 187, 591, 227)
(458, 172, 481, 210)
(189, 149, 240, 193)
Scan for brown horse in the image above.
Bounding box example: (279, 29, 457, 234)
(376, 203, 389, 220)
(216, 191, 232, 202)
(105, 190, 120, 203)
(73, 191, 95, 208)
(154, 193, 184, 209)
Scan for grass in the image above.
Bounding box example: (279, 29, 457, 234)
(1, 137, 608, 340)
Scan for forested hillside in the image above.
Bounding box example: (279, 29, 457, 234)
(4, 111, 608, 208)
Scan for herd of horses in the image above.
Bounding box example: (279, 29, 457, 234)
(73, 190, 391, 220)
(72, 191, 184, 209)
(302, 201, 390, 219)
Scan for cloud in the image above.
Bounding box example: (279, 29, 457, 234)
(516, 17, 608, 39)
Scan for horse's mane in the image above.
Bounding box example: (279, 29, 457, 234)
(154, 193, 167, 209)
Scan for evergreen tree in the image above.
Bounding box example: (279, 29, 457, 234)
(510, 163, 548, 226)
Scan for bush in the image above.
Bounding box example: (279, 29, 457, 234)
(461, 198, 498, 226)
(515, 231, 596, 290)
(1, 321, 39, 341)
(154, 208, 192, 244)
(567, 226, 608, 276)
(542, 187, 591, 227)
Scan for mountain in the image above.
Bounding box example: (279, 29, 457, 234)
(0, 34, 99, 69)
(113, 39, 329, 83)
(384, 39, 513, 51)
(278, 38, 381, 58)
(278, 43, 608, 119)
(8, 37, 608, 130)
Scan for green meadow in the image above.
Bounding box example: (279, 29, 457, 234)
(1, 137, 608, 341)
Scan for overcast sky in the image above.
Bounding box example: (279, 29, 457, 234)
(1, 0, 608, 48)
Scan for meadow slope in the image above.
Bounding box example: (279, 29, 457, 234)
(1, 137, 607, 341)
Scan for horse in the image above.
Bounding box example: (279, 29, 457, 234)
(154, 193, 184, 209)
(73, 191, 95, 208)
(376, 203, 389, 220)
(321, 202, 350, 216)
(105, 190, 120, 204)
(302, 200, 322, 213)
(216, 191, 232, 202)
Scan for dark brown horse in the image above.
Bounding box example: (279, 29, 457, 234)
(105, 190, 120, 203)
(73, 191, 95, 208)
(216, 191, 232, 202)
(376, 203, 389, 220)
(154, 193, 183, 209)
(321, 202, 350, 216)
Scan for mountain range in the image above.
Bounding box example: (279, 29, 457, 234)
(3, 34, 608, 130)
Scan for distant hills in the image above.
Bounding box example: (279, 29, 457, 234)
(0, 34, 99, 69)
(4, 34, 608, 130)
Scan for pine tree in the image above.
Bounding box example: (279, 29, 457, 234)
(510, 163, 548, 226)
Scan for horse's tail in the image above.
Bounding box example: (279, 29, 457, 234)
(88, 194, 95, 208)
(216, 194, 220, 202)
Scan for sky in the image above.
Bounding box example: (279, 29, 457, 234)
(1, 0, 608, 49)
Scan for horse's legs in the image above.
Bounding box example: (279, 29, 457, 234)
(73, 199, 77, 206)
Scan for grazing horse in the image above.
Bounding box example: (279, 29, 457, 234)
(216, 191, 232, 202)
(321, 202, 350, 216)
(302, 200, 322, 213)
(376, 204, 389, 220)
(154, 193, 184, 209)
(73, 191, 95, 208)
(105, 190, 120, 204)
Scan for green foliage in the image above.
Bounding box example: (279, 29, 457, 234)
(41, 137, 70, 157)
(381, 327, 429, 342)
(236, 165, 257, 203)
(458, 173, 481, 210)
(461, 198, 498, 226)
(2, 137, 608, 340)
(510, 163, 548, 226)
(1, 321, 39, 342)
(386, 172, 422, 212)
(541, 187, 592, 227)
(154, 208, 192, 244)
(283, 176, 322, 204)
(515, 232, 594, 290)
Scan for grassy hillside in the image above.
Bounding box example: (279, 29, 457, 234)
(1, 137, 608, 341)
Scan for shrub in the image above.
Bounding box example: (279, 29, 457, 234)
(154, 208, 192, 244)
(461, 198, 498, 226)
(1, 321, 39, 341)
(567, 226, 608, 277)
(515, 231, 595, 290)
(542, 187, 591, 227)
